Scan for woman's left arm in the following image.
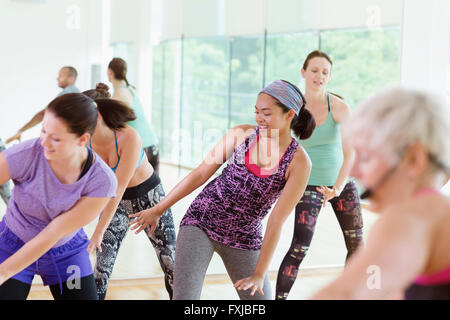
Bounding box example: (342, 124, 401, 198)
(234, 148, 311, 296)
(0, 196, 111, 285)
(318, 101, 355, 205)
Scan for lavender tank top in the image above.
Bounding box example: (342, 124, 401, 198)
(180, 128, 299, 250)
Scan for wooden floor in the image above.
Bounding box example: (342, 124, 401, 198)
(27, 267, 343, 300)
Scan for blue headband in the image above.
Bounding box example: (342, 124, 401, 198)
(260, 80, 305, 115)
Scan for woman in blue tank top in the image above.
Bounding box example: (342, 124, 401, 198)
(107, 58, 160, 174)
(276, 50, 364, 300)
(82, 84, 176, 300)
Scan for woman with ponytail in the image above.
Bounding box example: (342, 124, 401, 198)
(107, 58, 161, 174)
(82, 84, 176, 300)
(275, 50, 364, 300)
(0, 93, 118, 300)
(129, 80, 315, 300)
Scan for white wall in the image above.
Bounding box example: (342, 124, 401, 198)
(0, 0, 104, 140)
(108, 0, 153, 121)
(401, 0, 450, 93)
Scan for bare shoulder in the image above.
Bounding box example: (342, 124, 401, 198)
(113, 87, 133, 106)
(228, 124, 256, 146)
(231, 124, 256, 135)
(286, 146, 311, 179)
(118, 126, 142, 150)
(329, 94, 352, 123)
(383, 194, 450, 229)
(292, 146, 312, 168)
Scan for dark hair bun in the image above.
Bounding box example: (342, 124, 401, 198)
(95, 83, 111, 98)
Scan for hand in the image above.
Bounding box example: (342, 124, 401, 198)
(6, 132, 22, 144)
(234, 275, 265, 297)
(129, 205, 162, 236)
(88, 232, 104, 254)
(316, 186, 340, 207)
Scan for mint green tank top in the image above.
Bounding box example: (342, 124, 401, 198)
(124, 86, 159, 148)
(300, 94, 343, 186)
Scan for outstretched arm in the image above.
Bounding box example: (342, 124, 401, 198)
(129, 125, 255, 235)
(6, 109, 45, 144)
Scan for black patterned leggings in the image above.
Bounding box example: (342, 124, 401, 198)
(275, 180, 364, 300)
(94, 180, 176, 300)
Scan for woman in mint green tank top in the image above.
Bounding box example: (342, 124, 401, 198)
(108, 58, 160, 173)
(275, 50, 364, 300)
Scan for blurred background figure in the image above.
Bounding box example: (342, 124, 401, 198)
(107, 58, 160, 174)
(6, 66, 80, 144)
(311, 86, 450, 300)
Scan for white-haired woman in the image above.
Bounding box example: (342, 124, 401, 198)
(311, 86, 450, 300)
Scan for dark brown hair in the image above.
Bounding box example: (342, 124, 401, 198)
(82, 83, 111, 100)
(95, 98, 136, 131)
(274, 80, 316, 140)
(108, 57, 134, 89)
(46, 92, 136, 136)
(83, 83, 136, 131)
(46, 93, 98, 136)
(302, 50, 333, 70)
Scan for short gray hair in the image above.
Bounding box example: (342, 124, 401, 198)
(347, 86, 450, 172)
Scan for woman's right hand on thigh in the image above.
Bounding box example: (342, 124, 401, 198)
(129, 206, 162, 236)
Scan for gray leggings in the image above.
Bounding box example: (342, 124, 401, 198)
(173, 225, 272, 300)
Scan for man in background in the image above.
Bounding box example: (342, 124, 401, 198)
(6, 66, 80, 143)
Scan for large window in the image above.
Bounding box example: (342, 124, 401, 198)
(180, 38, 229, 167)
(321, 27, 401, 108)
(229, 36, 264, 128)
(151, 40, 182, 162)
(152, 28, 402, 167)
(264, 32, 318, 88)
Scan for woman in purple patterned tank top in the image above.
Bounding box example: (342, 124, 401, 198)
(130, 80, 316, 300)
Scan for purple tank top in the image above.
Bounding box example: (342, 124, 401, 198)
(180, 128, 299, 250)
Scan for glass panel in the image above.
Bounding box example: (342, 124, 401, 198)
(321, 27, 401, 108)
(180, 38, 229, 167)
(152, 40, 182, 162)
(265, 32, 318, 89)
(229, 36, 264, 128)
(151, 44, 163, 155)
